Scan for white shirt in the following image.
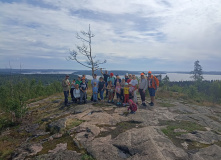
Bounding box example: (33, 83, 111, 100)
(130, 79, 138, 87)
(73, 89, 80, 98)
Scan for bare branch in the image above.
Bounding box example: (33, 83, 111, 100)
(68, 24, 106, 76)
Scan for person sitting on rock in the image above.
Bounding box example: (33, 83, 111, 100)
(128, 99, 137, 114)
(73, 84, 80, 103)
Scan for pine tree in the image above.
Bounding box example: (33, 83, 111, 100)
(191, 60, 203, 81)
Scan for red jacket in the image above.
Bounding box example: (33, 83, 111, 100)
(128, 103, 137, 112)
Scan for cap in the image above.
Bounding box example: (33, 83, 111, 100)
(148, 71, 152, 74)
(125, 82, 128, 85)
(140, 73, 144, 76)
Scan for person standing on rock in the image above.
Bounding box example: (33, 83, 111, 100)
(98, 77, 105, 101)
(62, 75, 70, 106)
(139, 73, 148, 106)
(131, 74, 138, 104)
(107, 73, 115, 100)
(147, 71, 159, 106)
(80, 77, 88, 104)
(100, 68, 110, 98)
(75, 76, 82, 86)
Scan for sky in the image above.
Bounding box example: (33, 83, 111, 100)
(0, 0, 221, 71)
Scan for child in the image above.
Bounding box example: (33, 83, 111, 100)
(115, 82, 121, 105)
(92, 82, 98, 102)
(70, 79, 76, 102)
(107, 81, 114, 103)
(73, 84, 80, 103)
(98, 77, 105, 101)
(129, 83, 134, 100)
(128, 99, 137, 114)
(80, 78, 87, 104)
(123, 82, 129, 106)
(120, 78, 125, 103)
(131, 74, 138, 104)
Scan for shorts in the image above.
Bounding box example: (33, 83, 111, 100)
(148, 87, 156, 97)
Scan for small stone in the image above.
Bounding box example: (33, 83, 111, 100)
(174, 129, 187, 133)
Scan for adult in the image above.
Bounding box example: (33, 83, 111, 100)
(130, 74, 138, 104)
(127, 74, 133, 84)
(91, 74, 99, 88)
(98, 77, 106, 100)
(147, 71, 159, 106)
(114, 74, 121, 86)
(62, 75, 70, 106)
(125, 73, 129, 82)
(75, 76, 82, 86)
(82, 75, 88, 84)
(80, 77, 88, 104)
(100, 68, 110, 98)
(139, 73, 148, 106)
(70, 79, 76, 102)
(107, 73, 115, 99)
(107, 73, 115, 85)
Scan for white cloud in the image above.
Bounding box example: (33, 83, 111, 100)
(0, 0, 221, 70)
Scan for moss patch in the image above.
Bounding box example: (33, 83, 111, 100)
(0, 129, 31, 159)
(36, 133, 86, 156)
(81, 153, 95, 160)
(66, 119, 84, 130)
(207, 116, 221, 123)
(160, 120, 208, 150)
(92, 103, 113, 107)
(97, 121, 142, 139)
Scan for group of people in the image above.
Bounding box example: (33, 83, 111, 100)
(62, 69, 159, 113)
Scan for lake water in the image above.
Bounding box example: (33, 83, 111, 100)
(82, 73, 221, 82)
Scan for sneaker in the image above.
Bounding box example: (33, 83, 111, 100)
(142, 103, 147, 106)
(130, 111, 135, 114)
(149, 102, 154, 106)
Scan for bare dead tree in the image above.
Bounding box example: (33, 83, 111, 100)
(68, 24, 106, 76)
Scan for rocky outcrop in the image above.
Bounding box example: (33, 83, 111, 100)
(6, 95, 221, 160)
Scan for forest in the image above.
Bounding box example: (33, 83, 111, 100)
(0, 74, 77, 130)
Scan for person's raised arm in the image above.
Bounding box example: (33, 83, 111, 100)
(100, 68, 104, 75)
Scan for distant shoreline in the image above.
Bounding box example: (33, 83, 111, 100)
(0, 69, 221, 76)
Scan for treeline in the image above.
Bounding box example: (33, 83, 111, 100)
(160, 80, 221, 104)
(0, 74, 77, 129)
(0, 74, 77, 85)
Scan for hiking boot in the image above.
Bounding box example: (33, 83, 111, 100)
(142, 103, 147, 106)
(149, 102, 154, 106)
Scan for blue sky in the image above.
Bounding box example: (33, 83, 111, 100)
(0, 0, 221, 71)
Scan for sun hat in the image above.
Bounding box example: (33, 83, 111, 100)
(148, 71, 152, 74)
